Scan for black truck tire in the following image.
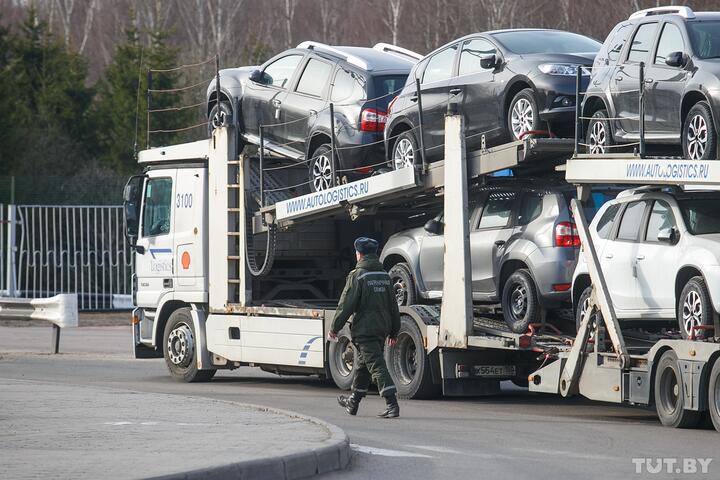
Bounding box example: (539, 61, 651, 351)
(163, 308, 216, 383)
(386, 315, 441, 399)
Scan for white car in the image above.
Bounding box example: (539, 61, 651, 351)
(572, 187, 720, 339)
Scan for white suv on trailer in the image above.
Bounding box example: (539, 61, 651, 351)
(572, 186, 720, 338)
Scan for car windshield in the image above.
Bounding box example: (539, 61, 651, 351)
(492, 31, 601, 55)
(687, 21, 720, 59)
(679, 197, 720, 235)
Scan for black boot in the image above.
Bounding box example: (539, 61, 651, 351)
(337, 391, 364, 416)
(378, 392, 400, 418)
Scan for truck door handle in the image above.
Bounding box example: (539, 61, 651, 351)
(450, 88, 462, 95)
(494, 240, 506, 247)
(163, 278, 173, 289)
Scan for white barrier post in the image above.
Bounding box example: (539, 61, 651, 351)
(0, 293, 79, 353)
(5, 205, 17, 297)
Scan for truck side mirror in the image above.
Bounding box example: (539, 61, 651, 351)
(123, 175, 145, 247)
(665, 51, 687, 68)
(480, 54, 499, 70)
(424, 218, 443, 235)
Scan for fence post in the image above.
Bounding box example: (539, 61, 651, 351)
(574, 66, 582, 156)
(146, 70, 152, 149)
(329, 103, 337, 188)
(639, 61, 646, 159)
(259, 125, 265, 208)
(415, 78, 427, 174)
(6, 204, 17, 297)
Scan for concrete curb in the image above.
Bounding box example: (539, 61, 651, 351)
(145, 402, 350, 480)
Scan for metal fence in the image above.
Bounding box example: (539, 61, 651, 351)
(1, 204, 133, 310)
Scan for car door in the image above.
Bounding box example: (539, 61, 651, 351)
(242, 53, 304, 142)
(602, 200, 649, 314)
(418, 44, 458, 155)
(611, 22, 658, 136)
(281, 56, 334, 158)
(635, 199, 680, 317)
(451, 37, 503, 152)
(417, 214, 445, 295)
(470, 190, 519, 296)
(646, 21, 689, 137)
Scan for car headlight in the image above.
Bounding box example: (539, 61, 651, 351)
(538, 64, 589, 76)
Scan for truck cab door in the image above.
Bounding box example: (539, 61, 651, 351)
(135, 170, 176, 308)
(173, 167, 207, 294)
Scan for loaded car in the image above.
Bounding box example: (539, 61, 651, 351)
(573, 186, 720, 339)
(384, 29, 601, 170)
(583, 6, 720, 159)
(380, 181, 617, 333)
(207, 42, 419, 191)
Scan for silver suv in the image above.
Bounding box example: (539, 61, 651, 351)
(380, 182, 617, 333)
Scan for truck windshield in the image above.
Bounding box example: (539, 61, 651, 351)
(679, 197, 720, 235)
(492, 31, 601, 55)
(687, 21, 720, 59)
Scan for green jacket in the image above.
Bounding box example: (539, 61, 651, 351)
(332, 253, 401, 342)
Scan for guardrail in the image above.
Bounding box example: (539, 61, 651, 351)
(0, 293, 78, 353)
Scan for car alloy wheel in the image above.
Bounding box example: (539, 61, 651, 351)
(393, 138, 415, 169)
(167, 322, 194, 367)
(686, 114, 708, 160)
(589, 121, 607, 154)
(311, 153, 333, 191)
(682, 289, 703, 338)
(510, 98, 534, 139)
(392, 276, 408, 306)
(578, 292, 599, 340)
(510, 283, 528, 319)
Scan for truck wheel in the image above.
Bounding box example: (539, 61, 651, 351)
(678, 276, 714, 340)
(388, 262, 417, 306)
(502, 269, 540, 334)
(163, 308, 216, 383)
(386, 315, 440, 399)
(708, 359, 720, 432)
(683, 102, 717, 160)
(654, 349, 701, 428)
(328, 332, 356, 390)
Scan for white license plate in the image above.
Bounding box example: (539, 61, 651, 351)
(473, 365, 516, 378)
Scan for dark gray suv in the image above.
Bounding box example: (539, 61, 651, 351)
(207, 42, 417, 191)
(583, 7, 720, 160)
(380, 182, 618, 333)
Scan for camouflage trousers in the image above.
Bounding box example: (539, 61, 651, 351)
(352, 339, 396, 398)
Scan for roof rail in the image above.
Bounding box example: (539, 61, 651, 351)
(296, 41, 369, 70)
(372, 43, 423, 62)
(629, 6, 695, 20)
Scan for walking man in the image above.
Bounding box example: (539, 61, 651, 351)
(329, 237, 401, 418)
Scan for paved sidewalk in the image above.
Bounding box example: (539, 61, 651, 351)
(0, 378, 349, 480)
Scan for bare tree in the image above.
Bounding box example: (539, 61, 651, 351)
(78, 0, 96, 54)
(381, 0, 402, 45)
(284, 0, 297, 48)
(319, 0, 339, 44)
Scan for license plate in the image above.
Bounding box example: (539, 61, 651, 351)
(473, 365, 516, 378)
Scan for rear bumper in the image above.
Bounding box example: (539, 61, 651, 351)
(335, 131, 386, 172)
(527, 246, 579, 307)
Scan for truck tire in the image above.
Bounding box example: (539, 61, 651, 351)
(501, 269, 540, 334)
(328, 331, 356, 391)
(388, 262, 417, 307)
(163, 308, 216, 383)
(707, 359, 720, 432)
(654, 349, 700, 428)
(678, 276, 714, 340)
(386, 315, 440, 399)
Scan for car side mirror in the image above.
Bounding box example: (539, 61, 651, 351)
(665, 51, 687, 68)
(424, 219, 443, 235)
(657, 227, 677, 244)
(480, 54, 498, 70)
(249, 69, 264, 83)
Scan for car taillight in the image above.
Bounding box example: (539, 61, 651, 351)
(555, 222, 580, 247)
(387, 96, 398, 114)
(360, 107, 387, 132)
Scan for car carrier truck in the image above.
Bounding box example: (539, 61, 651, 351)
(124, 112, 720, 431)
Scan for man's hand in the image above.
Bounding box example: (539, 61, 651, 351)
(386, 337, 397, 347)
(327, 331, 338, 342)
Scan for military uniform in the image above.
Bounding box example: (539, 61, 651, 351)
(332, 238, 401, 418)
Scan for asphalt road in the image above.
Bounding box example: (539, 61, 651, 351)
(1, 325, 718, 480)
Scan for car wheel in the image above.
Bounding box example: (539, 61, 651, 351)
(507, 89, 541, 141)
(392, 131, 418, 170)
(328, 331, 356, 390)
(207, 100, 233, 136)
(678, 276, 715, 340)
(308, 144, 334, 192)
(386, 315, 441, 399)
(163, 308, 216, 383)
(501, 269, 541, 334)
(585, 109, 616, 154)
(683, 102, 717, 160)
(576, 286, 602, 336)
(388, 262, 417, 306)
(654, 349, 701, 428)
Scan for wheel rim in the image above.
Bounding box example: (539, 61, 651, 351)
(210, 108, 227, 131)
(392, 275, 408, 306)
(311, 154, 333, 191)
(335, 337, 354, 377)
(682, 290, 703, 337)
(393, 138, 415, 170)
(589, 120, 607, 154)
(392, 332, 418, 385)
(714, 373, 720, 418)
(509, 283, 528, 319)
(510, 98, 534, 139)
(687, 114, 708, 160)
(659, 365, 680, 415)
(579, 295, 598, 340)
(167, 322, 194, 367)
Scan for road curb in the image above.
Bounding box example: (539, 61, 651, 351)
(145, 402, 350, 480)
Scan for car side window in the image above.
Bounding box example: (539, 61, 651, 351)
(478, 191, 517, 229)
(596, 203, 621, 239)
(459, 38, 497, 76)
(142, 177, 172, 237)
(607, 23, 633, 64)
(654, 23, 684, 65)
(295, 58, 334, 97)
(423, 44, 458, 84)
(616, 201, 647, 241)
(645, 200, 676, 242)
(626, 23, 658, 64)
(331, 68, 363, 103)
(262, 54, 303, 88)
(517, 193, 542, 226)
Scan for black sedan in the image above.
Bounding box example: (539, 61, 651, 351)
(385, 29, 601, 169)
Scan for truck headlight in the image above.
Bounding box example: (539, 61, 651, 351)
(539, 64, 588, 76)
